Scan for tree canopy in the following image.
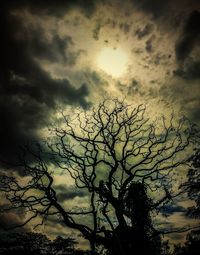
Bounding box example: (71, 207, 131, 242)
(0, 231, 86, 255)
(0, 99, 198, 255)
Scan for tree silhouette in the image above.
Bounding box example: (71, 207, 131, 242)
(0, 231, 86, 255)
(181, 148, 200, 218)
(0, 232, 50, 254)
(50, 235, 77, 255)
(174, 148, 200, 255)
(0, 99, 197, 255)
(173, 230, 200, 255)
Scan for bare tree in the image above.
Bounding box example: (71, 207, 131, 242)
(0, 99, 197, 255)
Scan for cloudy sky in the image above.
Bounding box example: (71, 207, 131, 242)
(0, 0, 200, 248)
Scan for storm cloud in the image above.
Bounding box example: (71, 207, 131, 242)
(0, 0, 199, 246)
(175, 10, 200, 63)
(0, 2, 90, 165)
(55, 185, 88, 202)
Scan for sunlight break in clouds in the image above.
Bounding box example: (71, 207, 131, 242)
(97, 47, 128, 77)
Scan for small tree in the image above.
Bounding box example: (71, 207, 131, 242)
(0, 99, 196, 255)
(0, 232, 50, 255)
(50, 236, 77, 255)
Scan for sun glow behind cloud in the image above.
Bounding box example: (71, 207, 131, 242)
(97, 47, 128, 77)
(1, 0, 200, 249)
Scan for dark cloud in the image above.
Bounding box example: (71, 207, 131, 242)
(106, 18, 117, 29)
(175, 10, 200, 63)
(174, 61, 200, 80)
(152, 53, 168, 66)
(83, 70, 106, 87)
(0, 204, 28, 232)
(119, 22, 131, 34)
(127, 79, 141, 95)
(160, 204, 186, 217)
(170, 10, 200, 126)
(145, 39, 153, 53)
(93, 21, 101, 40)
(92, 19, 131, 41)
(30, 29, 80, 65)
(135, 24, 153, 39)
(1, 0, 98, 18)
(132, 0, 171, 19)
(54, 185, 88, 202)
(0, 3, 90, 166)
(116, 79, 144, 97)
(0, 213, 24, 231)
(160, 77, 200, 126)
(132, 0, 199, 19)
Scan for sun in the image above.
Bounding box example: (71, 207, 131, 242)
(97, 47, 128, 77)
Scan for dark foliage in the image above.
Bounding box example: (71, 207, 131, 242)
(181, 149, 200, 218)
(173, 230, 200, 255)
(0, 232, 88, 255)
